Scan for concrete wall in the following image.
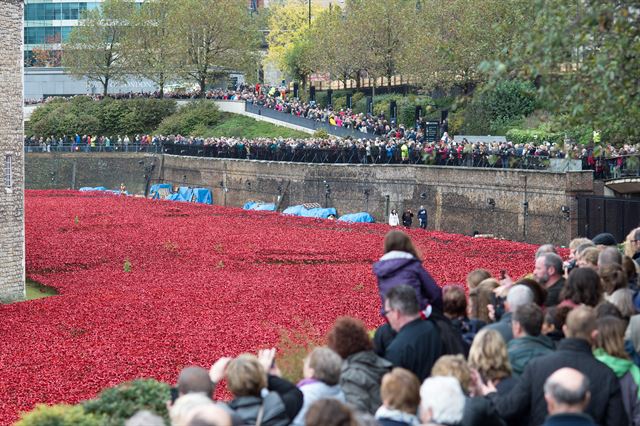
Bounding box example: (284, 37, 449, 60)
(0, 0, 25, 301)
(25, 153, 595, 245)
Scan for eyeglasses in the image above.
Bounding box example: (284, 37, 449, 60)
(382, 307, 395, 317)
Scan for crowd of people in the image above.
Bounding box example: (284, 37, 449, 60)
(24, 87, 258, 105)
(119, 226, 640, 426)
(24, 84, 640, 176)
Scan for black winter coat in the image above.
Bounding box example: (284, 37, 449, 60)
(488, 338, 627, 426)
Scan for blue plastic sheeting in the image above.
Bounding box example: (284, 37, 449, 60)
(150, 184, 173, 199)
(283, 205, 306, 215)
(244, 201, 276, 211)
(167, 192, 189, 202)
(338, 212, 375, 223)
(298, 207, 337, 219)
(177, 186, 193, 200)
(192, 188, 212, 204)
(243, 201, 258, 210)
(283, 205, 337, 218)
(79, 186, 108, 192)
(253, 203, 276, 211)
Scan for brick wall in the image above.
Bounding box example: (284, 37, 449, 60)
(0, 0, 25, 301)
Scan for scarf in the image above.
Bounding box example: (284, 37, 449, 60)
(594, 348, 640, 398)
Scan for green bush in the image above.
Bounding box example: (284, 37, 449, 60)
(16, 404, 102, 426)
(156, 101, 222, 136)
(478, 80, 537, 123)
(82, 379, 170, 426)
(506, 128, 564, 145)
(28, 97, 177, 138)
(313, 129, 330, 139)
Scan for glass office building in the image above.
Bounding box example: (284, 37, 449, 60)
(24, 1, 102, 66)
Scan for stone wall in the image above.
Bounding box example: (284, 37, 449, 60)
(25, 153, 595, 245)
(0, 0, 25, 301)
(25, 153, 161, 195)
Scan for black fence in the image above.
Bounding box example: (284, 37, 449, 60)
(24, 143, 163, 153)
(577, 196, 640, 242)
(161, 142, 557, 168)
(245, 102, 378, 140)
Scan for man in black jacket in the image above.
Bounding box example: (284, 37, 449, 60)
(480, 305, 627, 426)
(377, 285, 441, 381)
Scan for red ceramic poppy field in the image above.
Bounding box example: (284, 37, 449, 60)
(0, 190, 538, 423)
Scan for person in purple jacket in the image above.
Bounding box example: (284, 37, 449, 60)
(373, 230, 443, 317)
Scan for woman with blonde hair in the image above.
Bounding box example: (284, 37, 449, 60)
(577, 247, 600, 270)
(223, 351, 303, 426)
(468, 329, 516, 395)
(374, 368, 421, 426)
(594, 316, 640, 425)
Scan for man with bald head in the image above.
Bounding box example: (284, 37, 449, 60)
(542, 368, 596, 425)
(173, 366, 241, 425)
(482, 306, 627, 426)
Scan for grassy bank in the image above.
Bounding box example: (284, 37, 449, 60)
(203, 114, 311, 139)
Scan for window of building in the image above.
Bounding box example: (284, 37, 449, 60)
(25, 3, 97, 22)
(4, 155, 12, 189)
(24, 26, 71, 45)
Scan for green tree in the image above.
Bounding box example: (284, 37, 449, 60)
(407, 0, 525, 93)
(346, 0, 415, 87)
(265, 0, 323, 77)
(307, 7, 359, 89)
(170, 0, 260, 97)
(127, 0, 176, 97)
(63, 0, 136, 96)
(494, 0, 640, 143)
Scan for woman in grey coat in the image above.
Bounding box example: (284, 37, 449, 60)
(327, 316, 393, 414)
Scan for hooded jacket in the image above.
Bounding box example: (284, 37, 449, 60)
(340, 350, 393, 414)
(594, 348, 640, 426)
(373, 251, 442, 314)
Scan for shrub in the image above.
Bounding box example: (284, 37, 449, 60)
(82, 379, 170, 426)
(28, 97, 177, 138)
(505, 128, 563, 145)
(314, 129, 329, 139)
(16, 404, 102, 426)
(156, 101, 222, 136)
(478, 80, 537, 123)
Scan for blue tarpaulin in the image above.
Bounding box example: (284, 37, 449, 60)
(298, 207, 337, 219)
(150, 184, 173, 199)
(166, 193, 189, 202)
(283, 205, 306, 215)
(283, 205, 336, 218)
(244, 201, 276, 211)
(253, 203, 276, 211)
(79, 186, 108, 192)
(338, 212, 375, 223)
(192, 188, 213, 204)
(244, 201, 258, 210)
